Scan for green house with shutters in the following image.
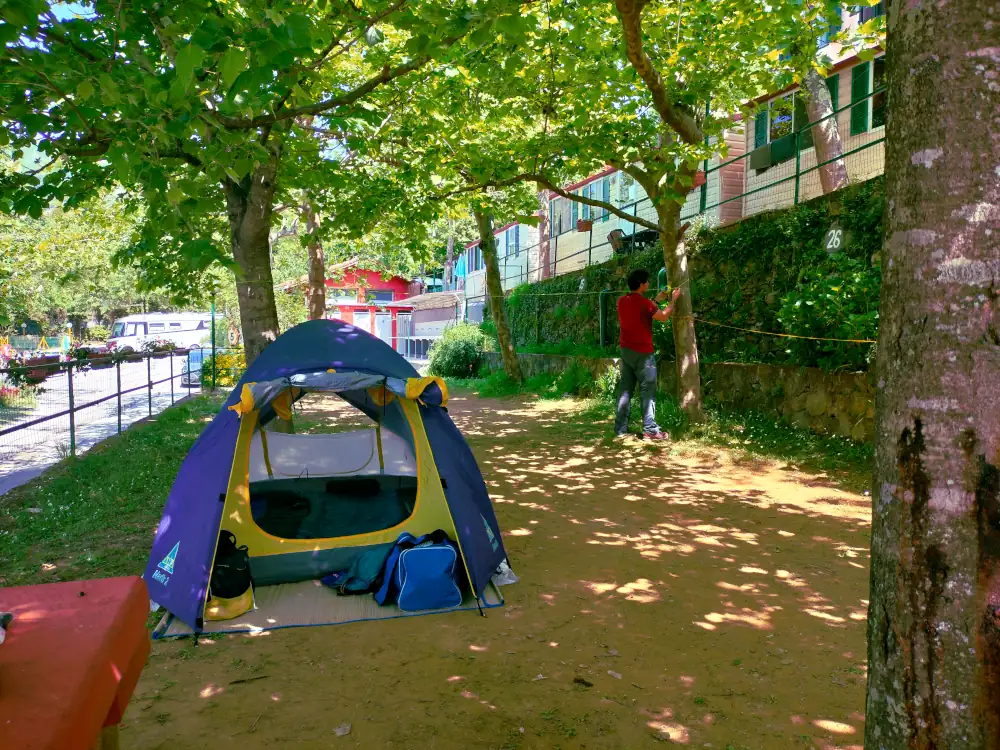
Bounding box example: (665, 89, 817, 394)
(744, 2, 886, 217)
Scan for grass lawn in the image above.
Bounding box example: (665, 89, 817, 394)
(0, 395, 221, 588)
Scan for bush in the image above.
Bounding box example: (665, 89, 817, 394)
(201, 349, 246, 389)
(86, 324, 111, 342)
(428, 324, 487, 378)
(777, 256, 880, 371)
(556, 361, 594, 397)
(594, 363, 620, 403)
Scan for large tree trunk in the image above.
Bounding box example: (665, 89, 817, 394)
(224, 160, 281, 366)
(536, 189, 551, 282)
(473, 210, 522, 382)
(802, 68, 849, 194)
(652, 197, 703, 423)
(864, 0, 1000, 746)
(303, 200, 325, 320)
(444, 231, 455, 291)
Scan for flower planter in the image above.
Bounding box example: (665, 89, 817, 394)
(86, 352, 115, 369)
(21, 356, 59, 384)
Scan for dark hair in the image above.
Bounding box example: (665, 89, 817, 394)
(627, 269, 650, 291)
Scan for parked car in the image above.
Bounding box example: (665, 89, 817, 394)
(108, 313, 211, 352)
(181, 347, 206, 387)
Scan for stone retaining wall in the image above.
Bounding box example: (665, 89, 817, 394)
(483, 352, 874, 442)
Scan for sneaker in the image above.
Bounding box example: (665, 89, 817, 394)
(642, 431, 670, 441)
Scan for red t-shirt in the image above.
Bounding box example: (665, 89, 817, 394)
(618, 293, 658, 354)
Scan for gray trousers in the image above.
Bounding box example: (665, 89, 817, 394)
(614, 347, 660, 435)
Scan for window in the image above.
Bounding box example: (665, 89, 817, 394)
(579, 178, 611, 222)
(754, 74, 839, 156)
(850, 56, 886, 135)
(465, 246, 484, 272)
(858, 1, 885, 23)
(328, 287, 358, 305)
(169, 322, 182, 329)
(123, 322, 145, 336)
(618, 173, 635, 204)
(549, 196, 573, 237)
(112, 322, 125, 337)
(769, 94, 794, 142)
(149, 323, 165, 332)
(818, 13, 842, 47)
(366, 290, 394, 303)
(505, 228, 519, 259)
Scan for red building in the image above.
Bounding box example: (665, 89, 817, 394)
(283, 258, 413, 349)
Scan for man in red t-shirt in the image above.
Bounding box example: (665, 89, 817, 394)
(615, 269, 682, 440)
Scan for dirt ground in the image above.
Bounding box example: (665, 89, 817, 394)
(124, 393, 871, 749)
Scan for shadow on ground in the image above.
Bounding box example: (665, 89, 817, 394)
(126, 393, 870, 750)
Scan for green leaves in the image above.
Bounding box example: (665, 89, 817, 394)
(364, 26, 384, 46)
(77, 80, 95, 101)
(170, 43, 205, 102)
(219, 48, 247, 92)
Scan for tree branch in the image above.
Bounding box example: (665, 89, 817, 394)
(533, 174, 660, 231)
(614, 0, 703, 145)
(436, 170, 661, 232)
(214, 33, 465, 130)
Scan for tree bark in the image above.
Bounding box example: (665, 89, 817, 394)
(651, 196, 704, 423)
(802, 68, 849, 194)
(473, 210, 523, 382)
(224, 159, 281, 366)
(444, 231, 455, 291)
(864, 0, 1000, 746)
(303, 200, 326, 320)
(537, 189, 551, 281)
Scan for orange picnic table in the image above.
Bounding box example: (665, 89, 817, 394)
(0, 576, 151, 750)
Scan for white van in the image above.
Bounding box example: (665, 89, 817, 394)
(108, 313, 212, 352)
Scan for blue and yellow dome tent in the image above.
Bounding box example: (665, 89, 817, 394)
(143, 320, 510, 634)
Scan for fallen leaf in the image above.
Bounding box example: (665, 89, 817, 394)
(333, 723, 351, 737)
(608, 670, 622, 680)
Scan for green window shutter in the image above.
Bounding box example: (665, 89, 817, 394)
(571, 192, 578, 225)
(602, 177, 610, 221)
(850, 62, 870, 135)
(754, 110, 768, 148)
(825, 73, 840, 112)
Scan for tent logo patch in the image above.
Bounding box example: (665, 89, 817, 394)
(158, 542, 179, 575)
(482, 516, 499, 551)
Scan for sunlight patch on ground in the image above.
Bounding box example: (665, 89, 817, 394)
(813, 718, 857, 734)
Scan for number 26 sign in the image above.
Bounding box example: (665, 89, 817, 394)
(823, 223, 847, 256)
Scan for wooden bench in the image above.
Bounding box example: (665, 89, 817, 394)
(0, 577, 151, 750)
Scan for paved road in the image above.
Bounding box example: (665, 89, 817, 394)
(0, 354, 200, 496)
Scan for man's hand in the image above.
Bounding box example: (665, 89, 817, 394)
(654, 289, 670, 303)
(671, 287, 682, 302)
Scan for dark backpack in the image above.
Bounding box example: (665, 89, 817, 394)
(209, 530, 253, 600)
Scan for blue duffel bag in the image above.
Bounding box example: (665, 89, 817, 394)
(375, 531, 463, 612)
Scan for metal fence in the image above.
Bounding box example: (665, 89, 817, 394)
(395, 336, 440, 361)
(460, 86, 886, 303)
(0, 350, 207, 487)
